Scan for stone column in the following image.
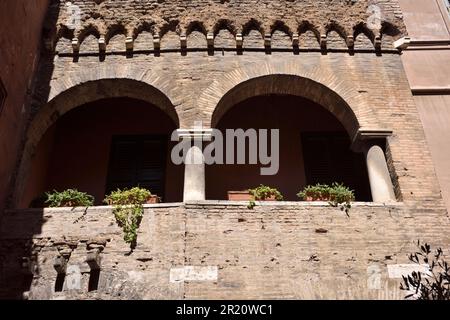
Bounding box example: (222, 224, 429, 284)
(365, 144, 396, 203)
(184, 145, 206, 201)
(175, 129, 212, 202)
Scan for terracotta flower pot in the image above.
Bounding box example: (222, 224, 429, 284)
(261, 195, 277, 201)
(306, 195, 330, 201)
(228, 191, 252, 201)
(228, 191, 278, 201)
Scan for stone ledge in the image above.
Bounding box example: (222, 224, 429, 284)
(4, 201, 403, 215)
(185, 200, 404, 208)
(4, 203, 184, 215)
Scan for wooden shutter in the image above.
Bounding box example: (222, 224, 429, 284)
(302, 133, 371, 201)
(106, 135, 167, 199)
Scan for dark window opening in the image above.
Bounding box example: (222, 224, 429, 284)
(106, 135, 168, 200)
(54, 273, 65, 292)
(302, 133, 372, 201)
(88, 270, 100, 292)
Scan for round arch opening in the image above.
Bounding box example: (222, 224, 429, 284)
(20, 97, 184, 208)
(206, 93, 372, 201)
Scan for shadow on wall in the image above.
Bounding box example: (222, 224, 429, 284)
(0, 0, 60, 300)
(0, 209, 46, 299)
(21, 98, 184, 208)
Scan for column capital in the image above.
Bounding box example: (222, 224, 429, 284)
(175, 129, 213, 141)
(351, 128, 393, 152)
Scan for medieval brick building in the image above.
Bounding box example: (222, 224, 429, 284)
(0, 0, 449, 299)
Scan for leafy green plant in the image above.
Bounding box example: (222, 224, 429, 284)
(298, 183, 355, 216)
(247, 185, 284, 209)
(400, 241, 450, 300)
(297, 184, 331, 201)
(45, 189, 94, 207)
(104, 187, 152, 249)
(328, 183, 355, 215)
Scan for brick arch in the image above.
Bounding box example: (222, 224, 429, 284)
(200, 61, 379, 139)
(13, 69, 180, 207)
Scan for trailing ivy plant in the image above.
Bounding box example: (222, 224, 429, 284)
(247, 185, 284, 209)
(400, 241, 450, 300)
(45, 189, 94, 207)
(104, 187, 152, 249)
(298, 183, 355, 216)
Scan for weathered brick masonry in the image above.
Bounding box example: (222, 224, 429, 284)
(1, 0, 450, 299)
(1, 202, 449, 300)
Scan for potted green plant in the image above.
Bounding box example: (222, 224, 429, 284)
(249, 185, 284, 201)
(297, 184, 331, 201)
(104, 187, 160, 205)
(246, 185, 284, 209)
(228, 185, 284, 202)
(45, 189, 95, 207)
(297, 183, 355, 215)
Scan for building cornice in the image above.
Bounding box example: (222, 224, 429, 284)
(395, 37, 450, 50)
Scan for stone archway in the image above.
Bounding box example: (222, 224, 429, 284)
(199, 61, 381, 141)
(13, 73, 181, 207)
(189, 62, 396, 203)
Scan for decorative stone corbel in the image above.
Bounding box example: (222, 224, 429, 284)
(347, 35, 354, 48)
(236, 33, 243, 49)
(54, 255, 68, 274)
(207, 32, 214, 48)
(153, 34, 160, 50)
(180, 33, 187, 49)
(292, 33, 299, 47)
(374, 36, 382, 50)
(320, 34, 327, 51)
(71, 38, 80, 53)
(264, 33, 271, 48)
(125, 36, 134, 51)
(86, 250, 101, 271)
(98, 36, 106, 51)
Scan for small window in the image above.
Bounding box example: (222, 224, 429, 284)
(0, 78, 6, 115)
(446, 0, 450, 15)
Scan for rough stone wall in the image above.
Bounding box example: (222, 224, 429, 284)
(0, 0, 50, 214)
(51, 0, 405, 42)
(1, 203, 449, 300)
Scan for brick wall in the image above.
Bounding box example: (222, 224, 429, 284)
(0, 0, 50, 213)
(1, 203, 449, 299)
